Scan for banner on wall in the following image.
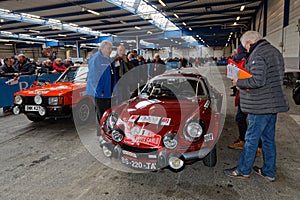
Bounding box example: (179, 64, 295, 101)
(0, 74, 60, 108)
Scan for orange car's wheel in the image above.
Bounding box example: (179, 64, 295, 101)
(74, 100, 92, 125)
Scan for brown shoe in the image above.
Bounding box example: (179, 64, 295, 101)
(256, 147, 262, 157)
(228, 139, 245, 150)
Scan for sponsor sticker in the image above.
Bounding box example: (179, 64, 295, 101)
(128, 115, 171, 126)
(134, 134, 161, 146)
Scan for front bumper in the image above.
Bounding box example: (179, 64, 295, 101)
(99, 136, 212, 171)
(13, 104, 71, 118)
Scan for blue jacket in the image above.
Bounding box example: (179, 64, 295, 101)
(86, 50, 114, 98)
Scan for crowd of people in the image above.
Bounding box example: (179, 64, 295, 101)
(0, 54, 73, 79)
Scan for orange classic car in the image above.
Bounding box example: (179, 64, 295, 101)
(12, 65, 93, 124)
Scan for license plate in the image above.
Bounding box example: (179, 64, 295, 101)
(121, 157, 157, 170)
(25, 105, 40, 112)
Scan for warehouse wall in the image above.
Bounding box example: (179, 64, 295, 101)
(255, 0, 300, 70)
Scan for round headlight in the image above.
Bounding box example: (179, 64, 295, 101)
(183, 121, 204, 142)
(13, 106, 20, 115)
(34, 95, 42, 105)
(106, 112, 119, 130)
(168, 156, 184, 170)
(15, 95, 23, 105)
(102, 145, 112, 157)
(38, 106, 46, 116)
(112, 129, 124, 143)
(163, 133, 178, 149)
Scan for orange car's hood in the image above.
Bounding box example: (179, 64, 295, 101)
(15, 82, 86, 96)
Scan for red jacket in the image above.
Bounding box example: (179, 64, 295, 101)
(53, 61, 67, 72)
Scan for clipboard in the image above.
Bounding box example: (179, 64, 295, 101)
(226, 58, 252, 79)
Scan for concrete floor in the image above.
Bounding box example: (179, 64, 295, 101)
(0, 66, 299, 200)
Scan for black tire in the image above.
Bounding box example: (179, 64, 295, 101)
(73, 99, 93, 125)
(26, 114, 45, 122)
(293, 85, 300, 105)
(203, 145, 217, 167)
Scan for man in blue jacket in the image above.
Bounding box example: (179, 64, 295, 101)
(224, 31, 289, 182)
(86, 40, 114, 134)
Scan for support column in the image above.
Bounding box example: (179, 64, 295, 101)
(136, 35, 139, 54)
(76, 40, 81, 58)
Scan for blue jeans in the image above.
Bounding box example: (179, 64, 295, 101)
(237, 113, 277, 178)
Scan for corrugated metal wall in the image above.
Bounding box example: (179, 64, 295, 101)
(254, 0, 299, 70)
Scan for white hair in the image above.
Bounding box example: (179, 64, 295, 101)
(99, 40, 112, 50)
(240, 31, 262, 48)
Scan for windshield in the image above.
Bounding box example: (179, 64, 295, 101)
(57, 66, 88, 83)
(139, 77, 205, 99)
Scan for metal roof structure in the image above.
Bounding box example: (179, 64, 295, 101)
(0, 0, 263, 49)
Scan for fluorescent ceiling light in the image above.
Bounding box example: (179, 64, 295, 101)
(87, 9, 100, 16)
(4, 43, 12, 46)
(233, 22, 237, 25)
(28, 29, 40, 33)
(236, 16, 240, 21)
(48, 18, 61, 23)
(80, 37, 87, 40)
(240, 5, 245, 11)
(158, 0, 166, 7)
(182, 22, 186, 26)
(0, 39, 10, 42)
(69, 23, 78, 27)
(21, 13, 40, 19)
(134, 26, 141, 30)
(189, 27, 192, 31)
(36, 36, 45, 39)
(19, 34, 30, 37)
(58, 34, 67, 37)
(120, 20, 127, 24)
(174, 13, 179, 18)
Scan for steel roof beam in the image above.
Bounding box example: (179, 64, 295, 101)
(13, 0, 104, 13)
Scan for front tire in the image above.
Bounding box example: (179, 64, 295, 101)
(73, 100, 93, 125)
(203, 145, 217, 167)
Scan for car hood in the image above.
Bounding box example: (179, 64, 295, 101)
(15, 82, 86, 96)
(118, 97, 204, 127)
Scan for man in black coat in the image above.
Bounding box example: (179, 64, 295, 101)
(0, 57, 19, 78)
(13, 54, 36, 75)
(224, 31, 289, 182)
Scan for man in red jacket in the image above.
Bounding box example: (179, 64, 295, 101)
(53, 58, 67, 72)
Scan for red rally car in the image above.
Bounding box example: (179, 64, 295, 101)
(12, 65, 93, 124)
(99, 69, 223, 171)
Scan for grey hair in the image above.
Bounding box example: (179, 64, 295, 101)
(240, 31, 262, 48)
(99, 40, 113, 50)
